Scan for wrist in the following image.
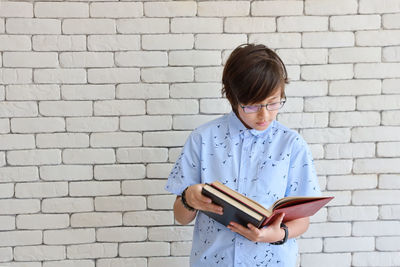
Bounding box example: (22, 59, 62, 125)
(181, 186, 196, 212)
(270, 223, 288, 245)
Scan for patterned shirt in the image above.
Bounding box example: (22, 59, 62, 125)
(165, 111, 321, 267)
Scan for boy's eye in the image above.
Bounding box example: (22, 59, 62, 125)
(243, 105, 260, 113)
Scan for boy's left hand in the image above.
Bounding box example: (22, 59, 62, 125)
(227, 213, 285, 243)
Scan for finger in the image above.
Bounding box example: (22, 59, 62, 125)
(229, 222, 252, 235)
(247, 223, 261, 235)
(204, 203, 223, 215)
(278, 213, 285, 224)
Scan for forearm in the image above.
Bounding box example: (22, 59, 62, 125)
(286, 217, 310, 239)
(173, 196, 197, 225)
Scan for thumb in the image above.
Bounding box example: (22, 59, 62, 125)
(278, 213, 285, 224)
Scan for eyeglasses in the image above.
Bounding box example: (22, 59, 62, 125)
(239, 98, 286, 114)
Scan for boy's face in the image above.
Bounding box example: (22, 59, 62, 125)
(236, 89, 282, 131)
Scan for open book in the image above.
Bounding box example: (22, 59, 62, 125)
(201, 181, 333, 228)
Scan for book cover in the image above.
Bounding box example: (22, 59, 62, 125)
(201, 181, 333, 228)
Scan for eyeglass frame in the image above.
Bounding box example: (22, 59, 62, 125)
(238, 98, 286, 114)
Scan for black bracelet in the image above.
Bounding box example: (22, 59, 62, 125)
(181, 186, 196, 211)
(270, 223, 288, 245)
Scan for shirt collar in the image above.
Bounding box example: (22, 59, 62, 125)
(227, 111, 275, 140)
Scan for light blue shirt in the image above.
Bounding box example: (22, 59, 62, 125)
(165, 111, 321, 267)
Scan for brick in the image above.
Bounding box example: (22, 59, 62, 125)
(67, 243, 117, 259)
(148, 226, 193, 241)
(356, 30, 400, 46)
(63, 149, 115, 164)
(277, 48, 327, 65)
(170, 51, 221, 66)
(298, 238, 322, 253)
(225, 17, 275, 33)
(91, 132, 141, 148)
(88, 35, 140, 51)
(328, 174, 377, 190)
(249, 33, 301, 49)
(16, 182, 68, 198)
(7, 84, 60, 100)
(0, 118, 8, 133)
(0, 247, 12, 261)
(0, 1, 33, 17)
(302, 128, 351, 144)
(354, 252, 400, 266)
(0, 101, 38, 118)
(11, 117, 65, 133)
(383, 79, 400, 94)
(383, 13, 400, 29)
(315, 160, 353, 175)
(91, 2, 142, 18)
(380, 205, 400, 219)
(329, 79, 381, 95)
(95, 196, 146, 211)
(354, 158, 400, 173)
(0, 183, 13, 198)
(37, 133, 89, 149)
(0, 35, 31, 51)
(88, 68, 140, 83)
(285, 81, 328, 97)
(97, 258, 146, 267)
(119, 242, 169, 257)
(252, 1, 303, 16)
(148, 195, 176, 210)
(171, 241, 192, 256)
(149, 257, 189, 267)
(35, 2, 88, 18)
(324, 237, 374, 252)
(43, 260, 95, 267)
(195, 66, 224, 82)
(0, 18, 3, 33)
(356, 63, 400, 78)
(94, 100, 145, 115)
(0, 167, 38, 182)
(309, 144, 324, 160)
(301, 253, 351, 267)
(0, 134, 35, 150)
(69, 181, 120, 197)
(173, 115, 221, 130)
(63, 19, 115, 34)
(120, 115, 171, 131)
(71, 212, 122, 227)
(147, 163, 174, 178)
(305, 96, 355, 112)
(0, 199, 40, 215)
(198, 1, 250, 16)
(124, 211, 174, 226)
(329, 47, 381, 63)
(353, 221, 400, 237)
(379, 174, 400, 189)
(0, 216, 15, 230)
(143, 131, 190, 147)
(353, 190, 400, 205)
(303, 222, 351, 238)
(305, 0, 357, 15)
(277, 113, 328, 129)
(0, 263, 40, 267)
(66, 117, 119, 132)
(0, 230, 42, 246)
(195, 34, 247, 49)
(7, 18, 61, 34)
(303, 32, 354, 48)
(142, 67, 193, 83)
(142, 34, 194, 50)
(115, 51, 168, 67)
(330, 15, 381, 31)
(44, 228, 95, 245)
(171, 18, 223, 33)
(117, 84, 169, 99)
(8, 149, 61, 166)
(200, 99, 232, 114)
(278, 16, 328, 32)
(144, 2, 196, 17)
(330, 111, 380, 127)
(14, 245, 65, 261)
(358, 95, 400, 110)
(117, 18, 169, 34)
(147, 99, 198, 115)
(42, 198, 93, 213)
(377, 142, 400, 157)
(94, 164, 146, 180)
(122, 180, 167, 195)
(301, 64, 353, 80)
(169, 147, 182, 163)
(323, 191, 351, 207)
(97, 227, 147, 242)
(383, 46, 400, 62)
(328, 206, 378, 221)
(40, 165, 93, 181)
(62, 85, 114, 100)
(34, 69, 86, 84)
(39, 101, 91, 116)
(60, 52, 113, 68)
(0, 69, 32, 84)
(359, 0, 400, 13)
(376, 237, 400, 251)
(170, 83, 221, 98)
(33, 35, 86, 51)
(17, 214, 69, 230)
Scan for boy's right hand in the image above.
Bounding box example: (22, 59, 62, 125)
(185, 184, 223, 215)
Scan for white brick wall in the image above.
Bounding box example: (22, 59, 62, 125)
(0, 0, 399, 266)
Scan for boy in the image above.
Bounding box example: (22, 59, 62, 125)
(165, 44, 321, 266)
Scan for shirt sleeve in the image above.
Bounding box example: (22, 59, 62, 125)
(285, 136, 321, 197)
(165, 130, 202, 196)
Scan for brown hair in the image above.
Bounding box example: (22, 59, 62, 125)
(222, 44, 289, 111)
